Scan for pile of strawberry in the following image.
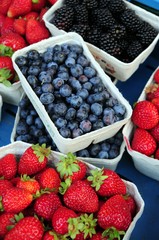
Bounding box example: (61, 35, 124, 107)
(0, 0, 57, 86)
(131, 68, 159, 159)
(0, 144, 137, 240)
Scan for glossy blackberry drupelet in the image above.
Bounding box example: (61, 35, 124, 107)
(108, 24, 127, 40)
(108, 0, 126, 14)
(70, 24, 89, 39)
(86, 27, 101, 46)
(74, 5, 89, 24)
(98, 0, 110, 8)
(96, 9, 116, 29)
(126, 40, 143, 60)
(82, 0, 98, 9)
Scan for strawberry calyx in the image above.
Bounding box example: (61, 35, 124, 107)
(102, 227, 125, 240)
(0, 68, 12, 86)
(20, 174, 34, 182)
(78, 213, 97, 239)
(7, 212, 24, 231)
(0, 196, 4, 212)
(67, 217, 83, 239)
(87, 168, 108, 191)
(59, 178, 72, 195)
(32, 143, 51, 163)
(56, 152, 80, 179)
(32, 0, 40, 3)
(0, 44, 14, 57)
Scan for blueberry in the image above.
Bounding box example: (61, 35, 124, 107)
(38, 135, 51, 145)
(80, 103, 90, 112)
(103, 108, 115, 125)
(98, 150, 109, 159)
(69, 95, 83, 108)
(54, 102, 67, 116)
(101, 142, 111, 151)
(59, 84, 72, 97)
(41, 83, 54, 93)
(58, 65, 69, 72)
(69, 79, 82, 91)
(88, 114, 98, 123)
(70, 64, 83, 78)
(59, 127, 71, 138)
(80, 119, 92, 133)
(53, 50, 67, 64)
(47, 61, 58, 70)
(39, 71, 52, 83)
(89, 144, 101, 157)
(68, 51, 78, 59)
(15, 56, 28, 67)
(67, 120, 78, 131)
(55, 117, 67, 128)
(52, 77, 64, 89)
(84, 67, 96, 78)
(78, 75, 88, 83)
(65, 57, 76, 67)
(27, 75, 38, 88)
(43, 50, 53, 63)
(19, 96, 30, 109)
(113, 103, 126, 117)
(77, 89, 89, 100)
(16, 120, 29, 135)
(20, 109, 29, 119)
(77, 54, 89, 67)
(83, 82, 92, 91)
(39, 93, 55, 105)
(65, 108, 76, 120)
(76, 108, 88, 121)
(91, 103, 103, 116)
(72, 128, 83, 138)
(27, 50, 40, 61)
(76, 149, 90, 157)
(16, 134, 31, 142)
(109, 145, 119, 158)
(35, 117, 44, 129)
(53, 44, 62, 52)
(92, 119, 104, 130)
(89, 76, 101, 85)
(106, 97, 118, 107)
(57, 71, 69, 81)
(46, 103, 55, 115)
(30, 109, 37, 116)
(26, 115, 34, 125)
(28, 65, 41, 76)
(70, 44, 83, 54)
(92, 83, 105, 93)
(34, 86, 43, 96)
(20, 66, 28, 77)
(61, 43, 70, 54)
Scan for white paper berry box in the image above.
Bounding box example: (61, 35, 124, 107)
(43, 0, 159, 81)
(12, 32, 132, 154)
(0, 81, 23, 106)
(123, 66, 159, 181)
(0, 141, 144, 240)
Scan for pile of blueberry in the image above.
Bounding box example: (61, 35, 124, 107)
(15, 94, 123, 159)
(15, 43, 126, 139)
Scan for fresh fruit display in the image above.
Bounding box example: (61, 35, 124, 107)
(49, 0, 158, 63)
(0, 143, 140, 239)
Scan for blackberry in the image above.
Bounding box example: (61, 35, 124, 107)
(97, 9, 116, 29)
(65, 0, 81, 7)
(74, 5, 89, 24)
(83, 0, 98, 9)
(99, 33, 122, 58)
(118, 38, 129, 51)
(69, 24, 89, 39)
(120, 9, 143, 33)
(86, 27, 101, 46)
(108, 24, 127, 40)
(98, 0, 110, 8)
(108, 0, 126, 14)
(51, 5, 74, 31)
(126, 40, 143, 60)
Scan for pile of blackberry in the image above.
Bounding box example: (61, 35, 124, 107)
(50, 0, 158, 62)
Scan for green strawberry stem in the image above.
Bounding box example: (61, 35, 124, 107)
(0, 196, 4, 212)
(7, 212, 24, 230)
(32, 0, 40, 3)
(0, 68, 12, 87)
(32, 143, 51, 163)
(87, 168, 108, 191)
(102, 227, 125, 240)
(59, 178, 72, 195)
(0, 44, 14, 57)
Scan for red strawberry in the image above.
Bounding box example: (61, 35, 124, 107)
(7, 0, 32, 18)
(0, 179, 13, 195)
(43, 230, 60, 240)
(47, 0, 58, 5)
(131, 100, 159, 129)
(0, 14, 5, 32)
(151, 97, 159, 111)
(1, 187, 33, 213)
(56, 152, 87, 182)
(52, 206, 77, 235)
(23, 11, 39, 21)
(131, 128, 157, 156)
(1, 17, 15, 35)
(32, 0, 46, 12)
(87, 168, 126, 197)
(150, 123, 159, 143)
(146, 83, 159, 100)
(123, 194, 137, 218)
(13, 18, 26, 35)
(18, 144, 51, 176)
(16, 174, 40, 194)
(26, 19, 50, 44)
(63, 180, 99, 213)
(0, 0, 12, 15)
(39, 7, 49, 22)
(154, 148, 159, 160)
(0, 213, 15, 238)
(38, 167, 61, 192)
(34, 192, 62, 220)
(153, 68, 159, 84)
(91, 232, 108, 240)
(97, 194, 132, 232)
(0, 153, 17, 180)
(4, 216, 44, 240)
(0, 32, 27, 51)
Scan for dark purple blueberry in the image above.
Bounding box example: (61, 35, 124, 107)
(53, 51, 67, 64)
(84, 66, 96, 78)
(70, 44, 83, 54)
(65, 57, 76, 67)
(30, 109, 37, 116)
(101, 90, 110, 100)
(92, 119, 104, 130)
(55, 117, 67, 128)
(39, 93, 55, 105)
(113, 103, 126, 117)
(38, 71, 52, 83)
(27, 50, 40, 61)
(67, 120, 78, 131)
(34, 86, 43, 96)
(92, 93, 105, 102)
(26, 115, 34, 125)
(98, 150, 109, 159)
(43, 50, 53, 63)
(57, 71, 69, 81)
(46, 103, 55, 115)
(69, 79, 82, 92)
(52, 77, 64, 89)
(88, 114, 98, 123)
(65, 108, 76, 120)
(38, 135, 51, 145)
(76, 108, 88, 121)
(72, 128, 83, 138)
(30, 58, 42, 66)
(47, 61, 58, 70)
(41, 83, 54, 93)
(20, 109, 29, 119)
(59, 127, 71, 138)
(41, 62, 47, 71)
(61, 43, 70, 53)
(19, 96, 30, 109)
(80, 103, 90, 112)
(28, 65, 41, 76)
(53, 102, 67, 116)
(89, 144, 100, 157)
(78, 75, 88, 83)
(70, 64, 83, 78)
(106, 97, 118, 107)
(69, 95, 83, 108)
(16, 134, 31, 142)
(91, 103, 103, 116)
(27, 75, 39, 88)
(89, 76, 101, 85)
(76, 149, 90, 157)
(92, 83, 105, 93)
(77, 89, 89, 100)
(53, 44, 62, 52)
(59, 84, 72, 97)
(109, 145, 119, 159)
(35, 117, 44, 129)
(15, 56, 28, 67)
(103, 108, 115, 125)
(20, 66, 28, 77)
(58, 65, 69, 72)
(16, 120, 29, 135)
(87, 94, 95, 104)
(83, 82, 92, 91)
(68, 51, 78, 59)
(101, 142, 111, 151)
(77, 54, 89, 67)
(80, 119, 92, 133)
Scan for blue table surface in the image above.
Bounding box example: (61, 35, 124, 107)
(0, 42, 159, 239)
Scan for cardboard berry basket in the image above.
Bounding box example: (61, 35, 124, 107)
(10, 92, 126, 170)
(12, 32, 132, 154)
(43, 0, 159, 81)
(123, 67, 159, 180)
(0, 81, 23, 106)
(0, 141, 144, 240)
(0, 94, 2, 121)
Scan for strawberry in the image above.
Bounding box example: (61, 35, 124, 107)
(0, 213, 15, 238)
(34, 192, 62, 220)
(25, 18, 50, 44)
(150, 123, 159, 143)
(0, 0, 12, 15)
(47, 0, 58, 5)
(43, 230, 60, 240)
(13, 18, 26, 35)
(0, 32, 27, 51)
(123, 194, 137, 218)
(153, 68, 159, 84)
(155, 148, 159, 159)
(0, 14, 6, 33)
(4, 216, 44, 240)
(0, 187, 33, 213)
(151, 97, 159, 111)
(146, 83, 159, 100)
(56, 152, 87, 183)
(16, 174, 40, 194)
(52, 206, 77, 235)
(87, 168, 126, 197)
(91, 232, 108, 240)
(63, 180, 99, 213)
(23, 11, 39, 21)
(18, 143, 51, 176)
(39, 7, 49, 22)
(1, 17, 15, 35)
(131, 100, 159, 129)
(131, 128, 157, 156)
(0, 179, 13, 195)
(97, 194, 132, 232)
(7, 0, 32, 18)
(32, 0, 47, 12)
(38, 168, 61, 192)
(0, 153, 17, 179)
